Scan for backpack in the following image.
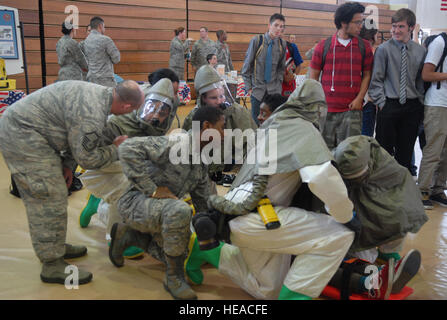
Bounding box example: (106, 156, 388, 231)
(253, 34, 286, 82)
(423, 32, 447, 92)
(321, 36, 366, 72)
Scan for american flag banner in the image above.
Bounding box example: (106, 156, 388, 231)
(0, 90, 26, 116)
(442, 0, 447, 11)
(236, 77, 250, 98)
(178, 81, 191, 104)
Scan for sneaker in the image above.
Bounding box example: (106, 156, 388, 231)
(391, 249, 421, 294)
(421, 193, 434, 210)
(367, 258, 394, 300)
(222, 174, 235, 187)
(429, 193, 447, 207)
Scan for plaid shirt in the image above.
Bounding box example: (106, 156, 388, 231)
(311, 33, 373, 113)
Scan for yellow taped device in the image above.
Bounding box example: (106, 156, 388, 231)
(257, 196, 280, 230)
(0, 58, 16, 90)
(184, 196, 196, 216)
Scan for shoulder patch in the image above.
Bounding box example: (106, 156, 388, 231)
(81, 132, 100, 152)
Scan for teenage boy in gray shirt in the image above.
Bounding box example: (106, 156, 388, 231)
(241, 13, 286, 125)
(368, 8, 426, 173)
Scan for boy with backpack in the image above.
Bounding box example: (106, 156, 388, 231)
(310, 2, 374, 150)
(418, 31, 447, 209)
(241, 13, 287, 125)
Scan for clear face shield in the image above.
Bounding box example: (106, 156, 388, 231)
(199, 80, 234, 110)
(138, 93, 172, 127)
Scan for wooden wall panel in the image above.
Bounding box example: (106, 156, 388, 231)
(42, 0, 186, 85)
(3, 0, 397, 91)
(2, 0, 41, 92)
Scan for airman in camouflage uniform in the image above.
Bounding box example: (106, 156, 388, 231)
(109, 106, 225, 300)
(55, 23, 88, 81)
(215, 30, 234, 72)
(169, 28, 192, 80)
(183, 65, 257, 183)
(82, 17, 120, 87)
(0, 80, 144, 285)
(79, 78, 179, 260)
(191, 27, 217, 71)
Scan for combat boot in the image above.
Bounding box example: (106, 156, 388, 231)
(40, 257, 92, 285)
(109, 223, 151, 267)
(164, 254, 197, 300)
(63, 243, 87, 259)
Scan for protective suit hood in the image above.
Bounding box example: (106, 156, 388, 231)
(333, 135, 428, 251)
(136, 78, 178, 135)
(265, 79, 326, 130)
(232, 80, 333, 189)
(194, 65, 233, 108)
(334, 135, 370, 179)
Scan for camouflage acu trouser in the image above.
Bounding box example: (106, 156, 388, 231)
(1, 150, 68, 263)
(171, 66, 185, 81)
(322, 110, 362, 150)
(117, 190, 193, 257)
(0, 119, 69, 263)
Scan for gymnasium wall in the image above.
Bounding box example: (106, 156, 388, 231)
(4, 0, 395, 92)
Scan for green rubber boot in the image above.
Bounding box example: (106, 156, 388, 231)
(79, 194, 101, 228)
(123, 246, 145, 259)
(378, 251, 401, 262)
(278, 285, 312, 300)
(184, 232, 223, 285)
(63, 243, 87, 259)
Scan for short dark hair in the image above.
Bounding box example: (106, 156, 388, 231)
(200, 27, 208, 32)
(90, 16, 104, 30)
(216, 30, 225, 39)
(391, 8, 416, 28)
(262, 94, 288, 113)
(360, 18, 378, 44)
(334, 2, 365, 29)
(148, 68, 180, 85)
(174, 27, 185, 36)
(192, 106, 224, 130)
(206, 53, 216, 63)
(61, 21, 73, 35)
(269, 13, 285, 25)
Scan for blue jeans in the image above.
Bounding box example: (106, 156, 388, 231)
(250, 95, 262, 126)
(361, 102, 376, 137)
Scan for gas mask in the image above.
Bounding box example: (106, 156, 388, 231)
(138, 95, 172, 127)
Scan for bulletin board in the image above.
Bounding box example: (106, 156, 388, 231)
(0, 9, 19, 59)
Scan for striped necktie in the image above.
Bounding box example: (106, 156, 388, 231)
(264, 40, 273, 83)
(399, 45, 408, 105)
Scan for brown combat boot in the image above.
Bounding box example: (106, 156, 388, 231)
(63, 243, 87, 259)
(40, 257, 92, 285)
(109, 223, 151, 267)
(163, 254, 197, 300)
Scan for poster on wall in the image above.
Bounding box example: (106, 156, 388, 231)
(0, 10, 18, 59)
